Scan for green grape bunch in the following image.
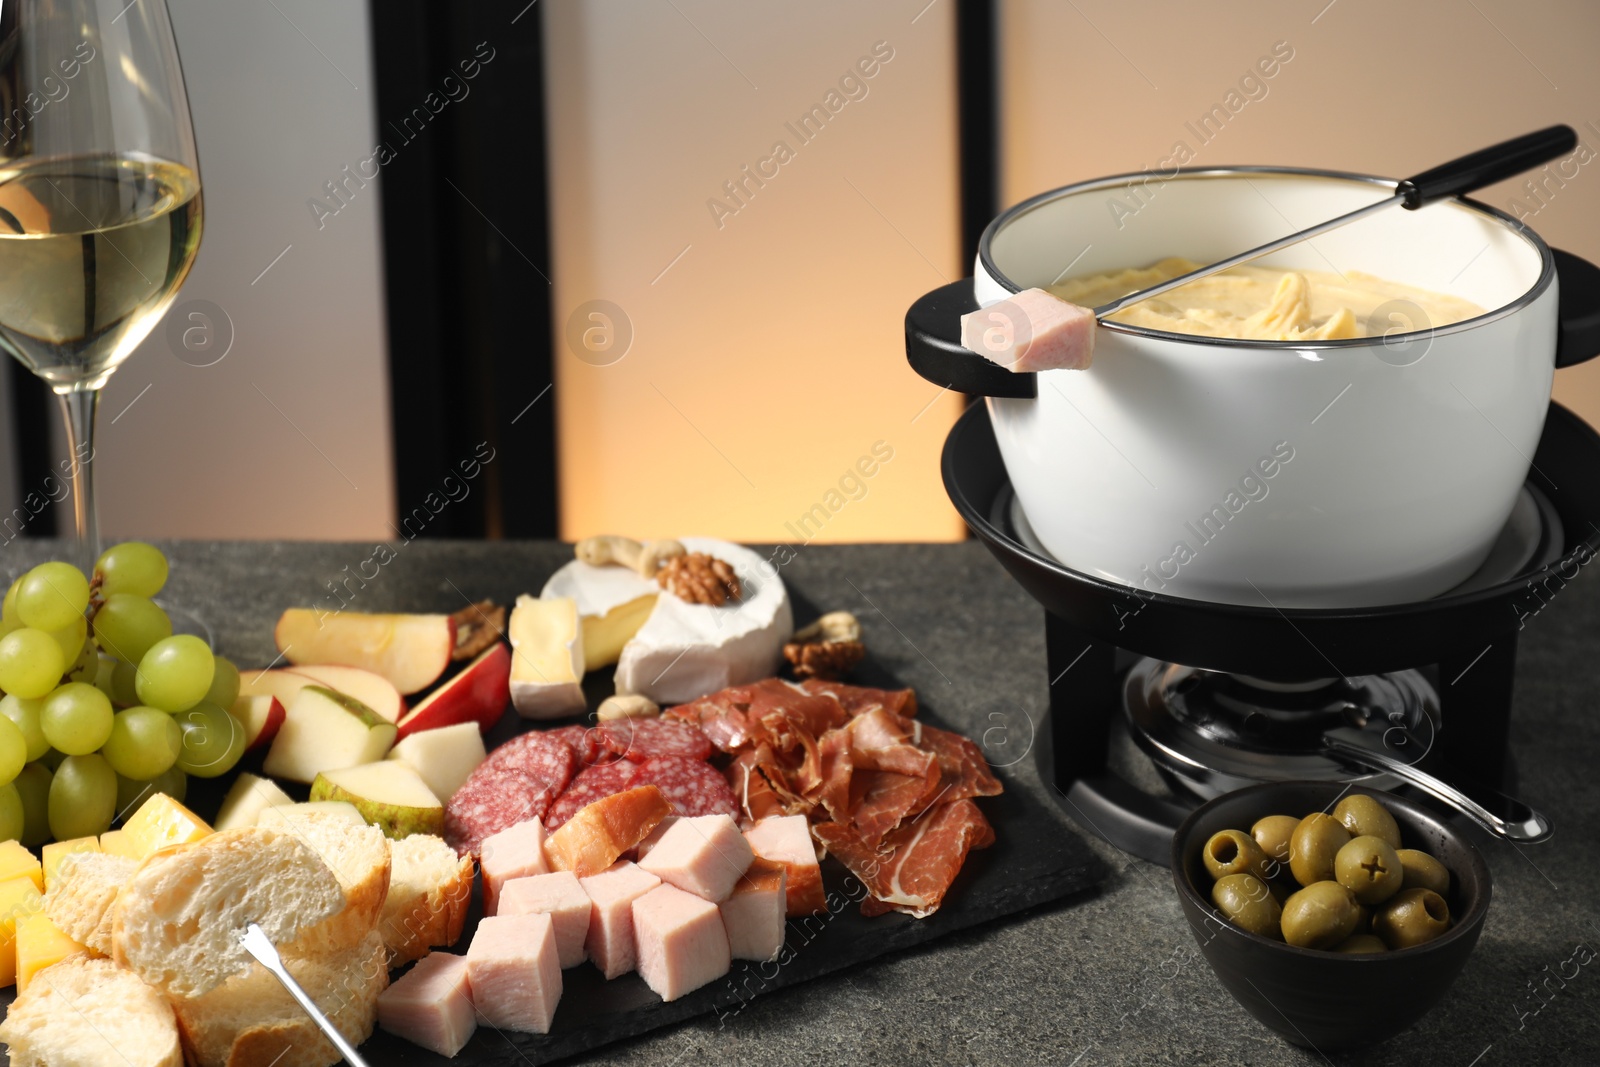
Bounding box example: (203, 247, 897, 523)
(0, 543, 246, 846)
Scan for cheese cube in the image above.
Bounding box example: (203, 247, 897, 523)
(579, 861, 660, 979)
(0, 841, 43, 894)
(466, 913, 562, 1034)
(120, 793, 212, 860)
(97, 830, 141, 862)
(377, 951, 477, 1057)
(719, 858, 786, 962)
(744, 814, 826, 916)
(632, 882, 730, 1001)
(479, 818, 549, 916)
(0, 877, 45, 987)
(508, 595, 585, 719)
(638, 814, 753, 902)
(16, 913, 88, 992)
(41, 837, 100, 890)
(498, 871, 592, 968)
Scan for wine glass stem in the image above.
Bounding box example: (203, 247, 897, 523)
(56, 387, 101, 575)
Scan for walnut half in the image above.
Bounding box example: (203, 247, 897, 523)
(657, 553, 741, 606)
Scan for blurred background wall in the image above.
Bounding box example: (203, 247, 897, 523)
(1, 0, 1598, 543)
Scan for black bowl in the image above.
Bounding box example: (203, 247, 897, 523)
(1171, 781, 1491, 1051)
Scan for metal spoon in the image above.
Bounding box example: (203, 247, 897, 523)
(1322, 704, 1551, 843)
(238, 923, 371, 1067)
(1092, 125, 1578, 319)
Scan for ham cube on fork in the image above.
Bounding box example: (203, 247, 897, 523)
(960, 288, 1096, 372)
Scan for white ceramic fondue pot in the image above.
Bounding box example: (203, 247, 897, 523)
(907, 167, 1600, 608)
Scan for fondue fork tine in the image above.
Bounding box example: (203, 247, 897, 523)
(237, 923, 372, 1067)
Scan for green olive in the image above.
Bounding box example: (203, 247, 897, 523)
(1211, 872, 1283, 940)
(1334, 835, 1404, 905)
(1289, 812, 1351, 887)
(1332, 934, 1387, 954)
(1202, 828, 1271, 882)
(1396, 849, 1451, 896)
(1373, 887, 1451, 949)
(1332, 794, 1401, 849)
(1281, 880, 1361, 949)
(1251, 814, 1300, 864)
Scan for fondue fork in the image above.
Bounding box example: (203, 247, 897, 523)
(238, 923, 372, 1067)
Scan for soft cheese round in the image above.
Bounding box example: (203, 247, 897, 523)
(615, 538, 792, 705)
(541, 559, 658, 616)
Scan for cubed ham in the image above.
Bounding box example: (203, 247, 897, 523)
(465, 913, 562, 1034)
(578, 860, 662, 980)
(718, 858, 786, 962)
(543, 785, 671, 878)
(632, 882, 731, 1002)
(744, 814, 826, 916)
(499, 870, 593, 968)
(479, 818, 549, 916)
(376, 951, 476, 1057)
(637, 814, 753, 903)
(959, 287, 1096, 372)
(634, 815, 678, 860)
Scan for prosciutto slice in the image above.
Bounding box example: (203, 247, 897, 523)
(814, 799, 995, 918)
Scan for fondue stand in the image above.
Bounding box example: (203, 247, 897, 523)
(911, 273, 1600, 866)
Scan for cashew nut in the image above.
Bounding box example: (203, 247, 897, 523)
(597, 693, 661, 721)
(636, 538, 686, 578)
(793, 610, 862, 644)
(576, 535, 643, 570)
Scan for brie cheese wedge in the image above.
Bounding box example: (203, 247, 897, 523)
(541, 561, 659, 671)
(614, 538, 792, 704)
(508, 594, 586, 718)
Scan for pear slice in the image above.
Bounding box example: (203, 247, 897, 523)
(310, 762, 444, 839)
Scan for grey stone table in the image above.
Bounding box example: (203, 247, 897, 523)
(14, 539, 1596, 1066)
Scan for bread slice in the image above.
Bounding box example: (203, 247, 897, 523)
(379, 833, 474, 968)
(172, 928, 388, 1067)
(112, 827, 345, 997)
(0, 954, 183, 1067)
(43, 851, 137, 956)
(270, 810, 392, 957)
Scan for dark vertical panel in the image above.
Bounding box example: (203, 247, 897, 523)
(956, 0, 999, 266)
(5, 360, 58, 537)
(368, 0, 556, 539)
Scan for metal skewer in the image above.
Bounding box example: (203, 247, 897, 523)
(238, 923, 371, 1067)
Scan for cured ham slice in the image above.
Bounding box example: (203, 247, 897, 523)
(960, 288, 1096, 372)
(801, 679, 918, 719)
(666, 678, 844, 755)
(543, 785, 671, 878)
(726, 746, 789, 823)
(813, 799, 994, 918)
(849, 770, 939, 849)
(915, 722, 1004, 811)
(847, 708, 939, 779)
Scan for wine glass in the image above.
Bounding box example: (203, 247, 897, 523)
(0, 0, 202, 579)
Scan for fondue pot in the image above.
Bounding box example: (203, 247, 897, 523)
(907, 167, 1600, 608)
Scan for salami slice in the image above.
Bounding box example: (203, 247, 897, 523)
(543, 758, 642, 830)
(545, 724, 605, 767)
(627, 755, 738, 819)
(597, 717, 713, 763)
(445, 732, 576, 856)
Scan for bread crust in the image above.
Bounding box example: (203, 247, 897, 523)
(0, 954, 184, 1067)
(380, 838, 474, 968)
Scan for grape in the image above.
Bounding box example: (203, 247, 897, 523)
(13, 763, 51, 846)
(91, 594, 172, 666)
(173, 702, 244, 778)
(92, 656, 118, 701)
(40, 682, 115, 755)
(48, 753, 116, 839)
(0, 783, 21, 842)
(203, 655, 241, 709)
(95, 542, 169, 599)
(0, 713, 25, 786)
(0, 580, 20, 639)
(0, 628, 66, 698)
(109, 659, 141, 706)
(136, 635, 214, 713)
(0, 695, 49, 762)
(101, 707, 181, 781)
(38, 747, 66, 772)
(15, 562, 89, 632)
(115, 765, 185, 815)
(51, 617, 90, 673)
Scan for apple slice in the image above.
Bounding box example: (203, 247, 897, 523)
(213, 773, 294, 831)
(508, 595, 585, 719)
(288, 664, 406, 724)
(311, 762, 444, 839)
(274, 603, 505, 696)
(262, 685, 399, 784)
(387, 722, 486, 803)
(395, 644, 511, 740)
(230, 694, 287, 754)
(237, 668, 316, 708)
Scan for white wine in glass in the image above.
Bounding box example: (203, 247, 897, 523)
(0, 0, 202, 572)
